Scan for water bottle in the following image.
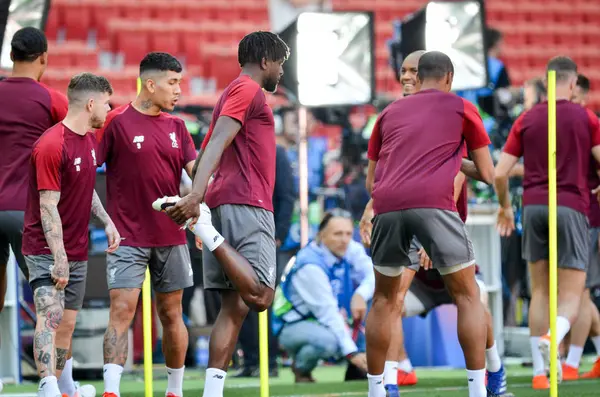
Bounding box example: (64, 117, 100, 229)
(195, 336, 209, 368)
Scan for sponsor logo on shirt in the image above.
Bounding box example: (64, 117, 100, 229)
(74, 157, 81, 172)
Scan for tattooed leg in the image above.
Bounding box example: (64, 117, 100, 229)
(104, 288, 140, 365)
(34, 286, 65, 378)
(55, 309, 78, 378)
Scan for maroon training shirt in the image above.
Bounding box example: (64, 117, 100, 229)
(0, 77, 68, 211)
(96, 105, 197, 247)
(22, 124, 97, 261)
(201, 75, 276, 212)
(588, 159, 600, 228)
(503, 101, 600, 216)
(368, 89, 490, 215)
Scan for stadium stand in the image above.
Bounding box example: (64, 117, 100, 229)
(35, 0, 600, 110)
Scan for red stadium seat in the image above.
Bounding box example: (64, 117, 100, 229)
(45, 4, 61, 41)
(149, 24, 183, 56)
(108, 20, 151, 66)
(62, 2, 92, 41)
(90, 1, 122, 47)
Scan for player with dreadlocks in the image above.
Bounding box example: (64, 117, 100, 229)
(165, 31, 290, 397)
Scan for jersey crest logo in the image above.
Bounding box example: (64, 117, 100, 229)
(91, 149, 96, 165)
(133, 135, 145, 149)
(170, 132, 179, 148)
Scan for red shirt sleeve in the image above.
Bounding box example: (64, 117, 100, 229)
(33, 135, 63, 191)
(179, 120, 198, 164)
(587, 108, 600, 147)
(503, 112, 526, 157)
(367, 114, 383, 161)
(461, 99, 491, 151)
(220, 80, 261, 125)
(41, 85, 68, 123)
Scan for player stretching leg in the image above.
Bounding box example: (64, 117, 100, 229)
(166, 31, 290, 397)
(96, 53, 197, 397)
(21, 74, 117, 397)
(495, 57, 600, 389)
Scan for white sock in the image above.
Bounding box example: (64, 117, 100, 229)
(166, 366, 184, 396)
(565, 345, 584, 368)
(103, 363, 123, 397)
(202, 368, 226, 397)
(367, 373, 386, 397)
(39, 376, 61, 397)
(466, 369, 487, 397)
(530, 336, 545, 376)
(191, 222, 224, 252)
(58, 358, 76, 397)
(398, 358, 413, 373)
(548, 316, 571, 344)
(485, 342, 502, 372)
(592, 335, 600, 356)
(383, 361, 398, 386)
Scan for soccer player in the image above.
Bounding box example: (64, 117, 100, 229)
(21, 73, 117, 397)
(96, 53, 197, 397)
(165, 31, 290, 397)
(0, 27, 98, 397)
(494, 57, 600, 390)
(0, 26, 67, 311)
(364, 51, 494, 397)
(562, 74, 600, 380)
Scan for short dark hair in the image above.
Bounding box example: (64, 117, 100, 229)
(577, 74, 590, 92)
(485, 28, 503, 50)
(67, 73, 113, 104)
(238, 31, 290, 67)
(139, 52, 182, 76)
(546, 56, 577, 82)
(11, 27, 47, 62)
(417, 51, 454, 82)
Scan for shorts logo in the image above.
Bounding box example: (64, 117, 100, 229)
(188, 262, 193, 277)
(109, 267, 117, 284)
(133, 135, 145, 149)
(169, 132, 179, 148)
(74, 157, 81, 172)
(268, 265, 275, 284)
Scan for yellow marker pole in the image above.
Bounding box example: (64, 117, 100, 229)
(258, 309, 269, 397)
(138, 77, 154, 397)
(547, 70, 558, 397)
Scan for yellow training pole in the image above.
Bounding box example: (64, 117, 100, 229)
(547, 70, 558, 397)
(258, 309, 269, 397)
(138, 77, 154, 397)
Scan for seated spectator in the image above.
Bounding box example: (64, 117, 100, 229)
(273, 209, 372, 382)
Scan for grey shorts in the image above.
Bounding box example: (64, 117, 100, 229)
(106, 245, 193, 293)
(371, 208, 475, 273)
(522, 205, 588, 270)
(587, 227, 600, 288)
(0, 210, 27, 278)
(25, 255, 87, 310)
(203, 204, 277, 290)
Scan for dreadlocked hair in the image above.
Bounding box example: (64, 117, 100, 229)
(238, 31, 290, 67)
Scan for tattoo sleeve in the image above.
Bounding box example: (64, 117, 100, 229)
(103, 325, 129, 366)
(33, 286, 65, 378)
(56, 347, 68, 370)
(90, 190, 111, 226)
(40, 190, 67, 263)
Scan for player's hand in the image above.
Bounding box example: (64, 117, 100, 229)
(359, 209, 374, 248)
(418, 248, 432, 270)
(349, 352, 368, 373)
(104, 222, 121, 253)
(593, 185, 600, 204)
(195, 236, 203, 250)
(350, 293, 368, 323)
(496, 206, 515, 237)
(166, 193, 202, 226)
(51, 256, 69, 290)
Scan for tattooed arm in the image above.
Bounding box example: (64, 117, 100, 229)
(40, 190, 69, 289)
(91, 190, 120, 253)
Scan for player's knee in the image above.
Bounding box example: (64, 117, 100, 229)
(247, 287, 274, 312)
(57, 314, 77, 336)
(109, 297, 137, 326)
(156, 302, 182, 325)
